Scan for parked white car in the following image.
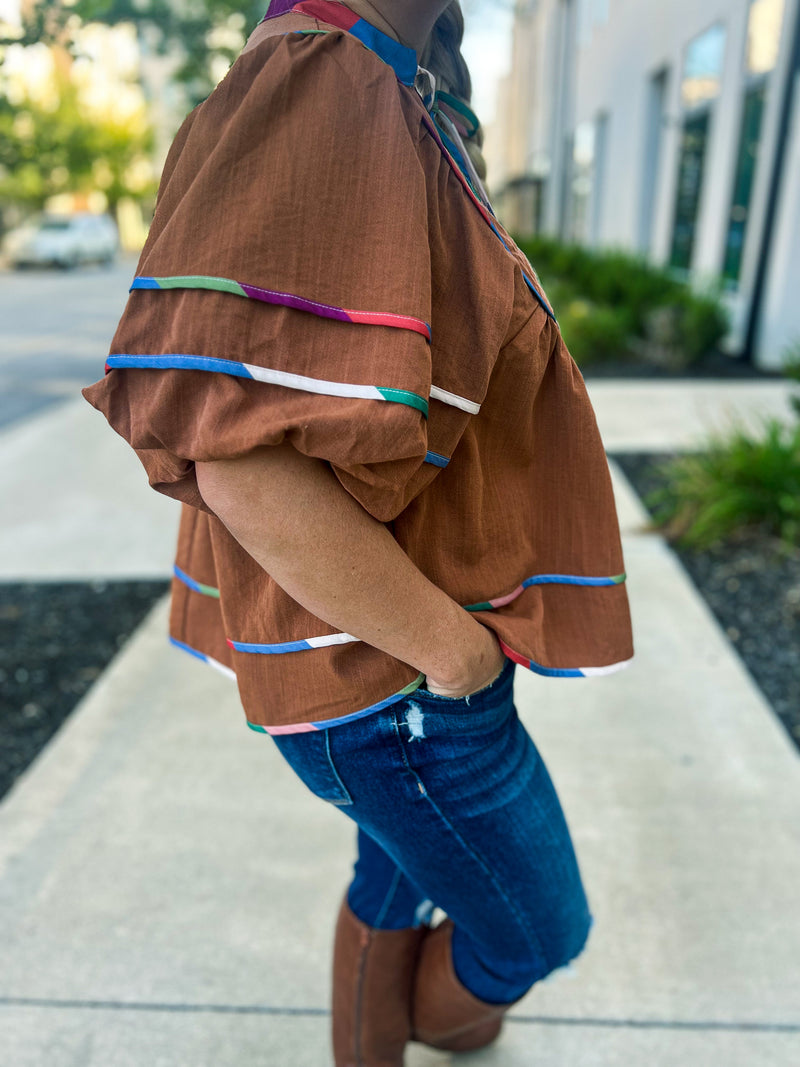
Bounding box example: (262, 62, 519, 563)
(5, 213, 119, 269)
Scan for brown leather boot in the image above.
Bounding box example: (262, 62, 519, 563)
(411, 919, 509, 1052)
(331, 896, 426, 1067)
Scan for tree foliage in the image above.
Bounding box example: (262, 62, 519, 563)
(0, 70, 155, 211)
(4, 1, 268, 103)
(0, 1, 269, 220)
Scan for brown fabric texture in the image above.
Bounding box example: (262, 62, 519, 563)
(83, 11, 633, 730)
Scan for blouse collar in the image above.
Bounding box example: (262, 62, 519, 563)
(261, 2, 555, 321)
(263, 1, 419, 86)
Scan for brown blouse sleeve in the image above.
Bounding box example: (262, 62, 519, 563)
(83, 29, 441, 522)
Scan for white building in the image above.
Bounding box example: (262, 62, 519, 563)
(491, 0, 800, 368)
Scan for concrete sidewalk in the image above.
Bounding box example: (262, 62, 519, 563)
(1, 387, 799, 1066)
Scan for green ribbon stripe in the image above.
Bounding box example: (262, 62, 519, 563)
(195, 581, 221, 599)
(377, 387, 428, 417)
(153, 276, 247, 298)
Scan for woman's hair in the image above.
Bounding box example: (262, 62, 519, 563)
(420, 2, 487, 180)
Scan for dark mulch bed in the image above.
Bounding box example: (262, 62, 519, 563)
(0, 581, 169, 802)
(614, 453, 800, 753)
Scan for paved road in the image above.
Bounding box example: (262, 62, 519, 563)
(0, 257, 137, 431)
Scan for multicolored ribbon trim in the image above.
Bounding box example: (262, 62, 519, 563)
(167, 562, 631, 723)
(435, 91, 481, 138)
(106, 352, 481, 418)
(173, 564, 627, 648)
(130, 276, 432, 342)
(288, 1, 418, 86)
(424, 450, 450, 469)
(429, 385, 481, 415)
(463, 571, 627, 612)
(227, 632, 359, 654)
(246, 669, 425, 734)
(499, 641, 634, 679)
(173, 564, 220, 599)
(430, 107, 491, 210)
(168, 630, 632, 731)
(169, 636, 236, 680)
(104, 354, 429, 417)
(262, 1, 557, 324)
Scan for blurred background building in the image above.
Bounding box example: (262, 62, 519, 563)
(490, 0, 800, 369)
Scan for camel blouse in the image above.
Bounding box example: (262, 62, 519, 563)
(83, 0, 633, 734)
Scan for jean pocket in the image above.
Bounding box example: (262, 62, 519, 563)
(272, 728, 353, 806)
(415, 656, 513, 705)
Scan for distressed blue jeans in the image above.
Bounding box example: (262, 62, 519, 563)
(272, 657, 592, 1004)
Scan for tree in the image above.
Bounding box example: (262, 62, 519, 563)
(0, 68, 155, 214)
(4, 1, 268, 104)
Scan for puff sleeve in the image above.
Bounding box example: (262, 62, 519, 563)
(82, 29, 436, 522)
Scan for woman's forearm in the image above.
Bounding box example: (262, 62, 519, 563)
(195, 444, 503, 694)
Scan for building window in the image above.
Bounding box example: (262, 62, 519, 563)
(566, 112, 609, 245)
(639, 68, 669, 254)
(681, 22, 727, 108)
(569, 120, 596, 242)
(577, 0, 610, 48)
(592, 111, 609, 245)
(722, 83, 767, 283)
(670, 23, 727, 271)
(722, 0, 785, 285)
(671, 112, 712, 270)
(746, 0, 784, 74)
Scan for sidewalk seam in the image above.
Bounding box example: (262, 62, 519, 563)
(1, 997, 798, 1033)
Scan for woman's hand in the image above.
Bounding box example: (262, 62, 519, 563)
(424, 625, 507, 699)
(196, 445, 508, 689)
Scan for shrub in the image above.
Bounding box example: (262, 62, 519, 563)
(516, 235, 729, 365)
(647, 420, 800, 548)
(557, 301, 633, 365)
(673, 288, 730, 361)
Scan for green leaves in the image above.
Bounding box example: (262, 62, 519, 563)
(514, 234, 730, 367)
(0, 70, 154, 210)
(11, 1, 267, 104)
(0, 0, 269, 215)
(648, 420, 800, 548)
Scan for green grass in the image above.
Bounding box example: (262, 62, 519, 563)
(648, 419, 800, 548)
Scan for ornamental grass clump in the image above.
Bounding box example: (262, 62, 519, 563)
(648, 419, 800, 549)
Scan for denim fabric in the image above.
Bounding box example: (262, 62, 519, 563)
(272, 658, 592, 1004)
